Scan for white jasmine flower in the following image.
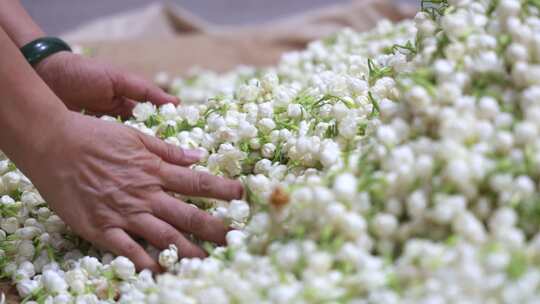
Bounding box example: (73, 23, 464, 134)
(159, 103, 178, 120)
(14, 261, 35, 282)
(237, 84, 260, 102)
(372, 213, 398, 238)
(225, 230, 246, 248)
(287, 103, 302, 118)
(261, 143, 276, 158)
(159, 245, 179, 269)
(42, 270, 68, 294)
(261, 73, 279, 92)
(111, 256, 136, 280)
(16, 279, 40, 298)
(227, 200, 250, 223)
(258, 118, 276, 133)
(65, 269, 87, 295)
(2, 171, 21, 192)
(80, 256, 101, 276)
(132, 102, 156, 122)
(179, 106, 200, 126)
(333, 173, 357, 199)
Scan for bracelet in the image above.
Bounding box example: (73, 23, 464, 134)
(20, 37, 72, 66)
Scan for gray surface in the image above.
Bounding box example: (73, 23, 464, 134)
(21, 0, 419, 35)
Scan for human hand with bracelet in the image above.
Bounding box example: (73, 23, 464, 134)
(1, 2, 178, 118)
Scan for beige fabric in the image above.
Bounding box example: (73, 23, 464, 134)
(62, 0, 415, 79)
(61, 3, 210, 42)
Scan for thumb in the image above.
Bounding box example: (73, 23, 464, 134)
(138, 134, 203, 166)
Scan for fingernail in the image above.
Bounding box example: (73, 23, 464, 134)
(184, 149, 204, 162)
(235, 182, 244, 199)
(170, 96, 181, 105)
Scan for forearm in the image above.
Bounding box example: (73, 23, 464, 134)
(0, 0, 44, 47)
(0, 27, 68, 171)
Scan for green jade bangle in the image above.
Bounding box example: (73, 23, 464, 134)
(20, 37, 72, 66)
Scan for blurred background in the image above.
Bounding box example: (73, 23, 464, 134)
(21, 0, 418, 35)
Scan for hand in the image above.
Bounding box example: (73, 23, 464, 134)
(26, 111, 243, 271)
(35, 51, 178, 117)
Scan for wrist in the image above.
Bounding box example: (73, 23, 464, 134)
(0, 28, 70, 177)
(1, 103, 71, 163)
(34, 51, 75, 79)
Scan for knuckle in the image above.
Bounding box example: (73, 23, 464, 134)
(142, 86, 151, 101)
(109, 70, 124, 91)
(165, 144, 182, 163)
(83, 229, 101, 244)
(151, 157, 165, 177)
(181, 245, 205, 258)
(233, 182, 244, 199)
(151, 200, 164, 216)
(197, 173, 213, 194)
(121, 240, 139, 255)
(125, 212, 147, 228)
(188, 210, 208, 232)
(119, 200, 151, 218)
(94, 208, 124, 229)
(175, 147, 185, 162)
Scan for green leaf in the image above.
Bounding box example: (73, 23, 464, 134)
(368, 92, 380, 118)
(368, 59, 394, 86)
(145, 114, 163, 128)
(507, 251, 528, 280)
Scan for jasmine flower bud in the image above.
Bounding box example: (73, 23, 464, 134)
(1, 217, 19, 234)
(227, 200, 250, 223)
(261, 143, 276, 158)
(258, 118, 276, 133)
(261, 73, 279, 91)
(287, 103, 302, 118)
(42, 270, 68, 294)
(159, 245, 179, 269)
(16, 279, 40, 298)
(226, 230, 246, 248)
(111, 256, 136, 280)
(333, 173, 357, 199)
(132, 102, 156, 122)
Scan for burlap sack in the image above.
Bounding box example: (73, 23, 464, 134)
(62, 0, 415, 79)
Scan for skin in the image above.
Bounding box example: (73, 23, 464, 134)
(0, 2, 243, 272)
(35, 51, 179, 118)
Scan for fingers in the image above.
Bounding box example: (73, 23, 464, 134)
(127, 213, 206, 259)
(112, 70, 179, 106)
(100, 228, 160, 272)
(159, 163, 244, 201)
(108, 97, 137, 119)
(151, 192, 229, 245)
(139, 134, 203, 166)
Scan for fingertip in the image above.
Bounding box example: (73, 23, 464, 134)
(137, 260, 161, 273)
(211, 218, 229, 246)
(158, 90, 179, 106)
(181, 243, 207, 259)
(170, 95, 181, 106)
(232, 181, 244, 200)
(182, 148, 204, 164)
(221, 179, 244, 201)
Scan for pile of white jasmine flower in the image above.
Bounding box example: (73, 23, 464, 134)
(1, 0, 540, 303)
